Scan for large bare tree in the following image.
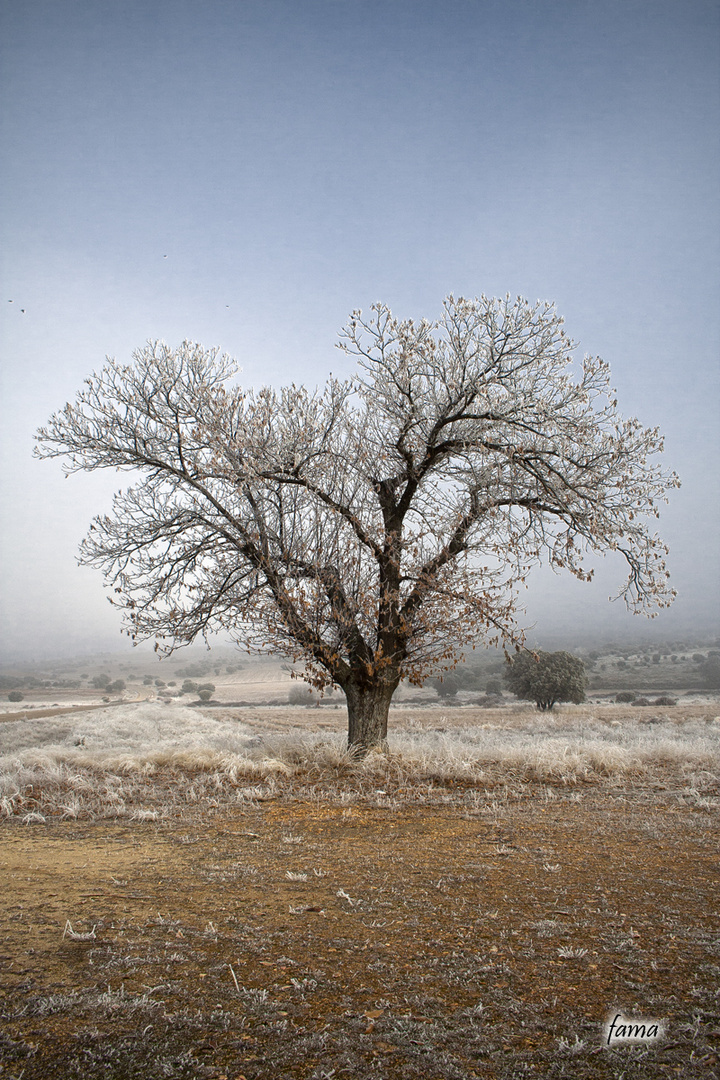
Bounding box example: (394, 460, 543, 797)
(36, 296, 679, 751)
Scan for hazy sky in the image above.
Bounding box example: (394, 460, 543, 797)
(1, 0, 718, 662)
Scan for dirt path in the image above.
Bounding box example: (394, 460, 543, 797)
(1, 790, 718, 1079)
(0, 698, 153, 723)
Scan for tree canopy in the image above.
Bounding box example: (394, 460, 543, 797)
(36, 295, 679, 750)
(504, 650, 588, 710)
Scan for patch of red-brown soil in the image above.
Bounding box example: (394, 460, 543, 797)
(1, 789, 718, 1078)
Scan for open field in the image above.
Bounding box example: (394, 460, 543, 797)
(1, 695, 719, 1078)
(1, 636, 718, 716)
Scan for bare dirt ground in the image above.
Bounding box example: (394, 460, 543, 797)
(1, 702, 719, 1079)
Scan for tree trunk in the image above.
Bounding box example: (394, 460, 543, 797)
(344, 681, 396, 754)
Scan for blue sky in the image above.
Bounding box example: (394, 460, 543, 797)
(1, 0, 718, 661)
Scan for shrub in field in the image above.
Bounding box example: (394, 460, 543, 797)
(288, 684, 316, 706)
(430, 674, 460, 699)
(505, 651, 587, 711)
(7, 691, 24, 702)
(175, 662, 213, 678)
(615, 691, 636, 703)
(197, 683, 216, 693)
(698, 655, 720, 689)
(197, 689, 213, 702)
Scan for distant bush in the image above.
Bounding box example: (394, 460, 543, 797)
(485, 678, 503, 696)
(429, 674, 460, 699)
(7, 691, 23, 702)
(182, 680, 198, 693)
(698, 655, 720, 689)
(197, 689, 213, 702)
(615, 691, 636, 703)
(288, 684, 316, 705)
(504, 651, 587, 711)
(91, 674, 111, 689)
(106, 679, 125, 693)
(197, 683, 216, 693)
(474, 693, 504, 707)
(653, 695, 677, 706)
(175, 662, 212, 678)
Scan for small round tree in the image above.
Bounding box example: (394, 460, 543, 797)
(429, 673, 460, 699)
(504, 651, 587, 711)
(8, 691, 24, 703)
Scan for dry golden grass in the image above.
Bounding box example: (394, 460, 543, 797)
(1, 699, 718, 1078)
